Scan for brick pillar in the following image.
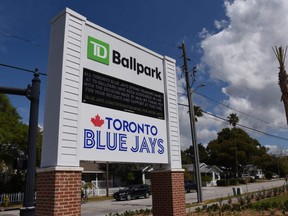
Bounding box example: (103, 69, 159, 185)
(151, 170, 185, 216)
(36, 167, 83, 216)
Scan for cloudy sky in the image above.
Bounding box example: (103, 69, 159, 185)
(178, 0, 288, 153)
(0, 0, 288, 154)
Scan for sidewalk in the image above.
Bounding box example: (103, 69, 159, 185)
(0, 207, 20, 216)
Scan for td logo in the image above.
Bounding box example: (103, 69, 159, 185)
(87, 36, 110, 65)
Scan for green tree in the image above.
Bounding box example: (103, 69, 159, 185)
(181, 144, 209, 164)
(206, 127, 269, 178)
(99, 163, 149, 186)
(273, 46, 288, 125)
(0, 94, 27, 164)
(194, 105, 203, 122)
(262, 153, 288, 178)
(0, 94, 42, 192)
(227, 113, 239, 127)
(227, 113, 239, 177)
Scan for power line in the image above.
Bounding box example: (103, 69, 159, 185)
(195, 91, 288, 130)
(203, 110, 288, 142)
(0, 63, 47, 76)
(0, 30, 47, 48)
(179, 101, 288, 142)
(178, 87, 288, 131)
(193, 66, 288, 130)
(195, 92, 270, 124)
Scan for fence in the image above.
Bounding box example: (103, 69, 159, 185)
(85, 187, 121, 197)
(0, 192, 24, 204)
(85, 180, 122, 197)
(1, 186, 121, 204)
(91, 180, 114, 188)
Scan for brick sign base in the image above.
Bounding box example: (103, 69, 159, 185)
(36, 167, 83, 216)
(151, 170, 185, 216)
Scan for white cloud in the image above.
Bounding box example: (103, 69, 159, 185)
(265, 144, 288, 155)
(198, 28, 211, 40)
(186, 0, 288, 149)
(214, 19, 228, 30)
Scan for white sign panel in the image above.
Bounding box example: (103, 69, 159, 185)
(80, 23, 167, 163)
(42, 8, 181, 168)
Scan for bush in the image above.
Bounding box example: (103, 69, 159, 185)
(265, 171, 273, 180)
(238, 179, 246, 184)
(216, 179, 226, 186)
(229, 178, 238, 185)
(3, 173, 25, 193)
(201, 175, 212, 182)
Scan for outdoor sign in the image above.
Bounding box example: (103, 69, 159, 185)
(41, 8, 181, 168)
(80, 28, 167, 163)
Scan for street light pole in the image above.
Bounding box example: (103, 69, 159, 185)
(180, 42, 203, 203)
(21, 71, 41, 216)
(0, 69, 40, 216)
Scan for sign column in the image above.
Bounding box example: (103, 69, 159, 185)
(36, 9, 86, 216)
(151, 57, 185, 216)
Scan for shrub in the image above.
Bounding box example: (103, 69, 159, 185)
(282, 200, 288, 211)
(238, 179, 245, 184)
(229, 178, 238, 185)
(216, 179, 226, 186)
(265, 171, 273, 180)
(201, 175, 212, 182)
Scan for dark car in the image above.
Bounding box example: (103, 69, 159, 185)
(113, 184, 151, 201)
(184, 181, 197, 193)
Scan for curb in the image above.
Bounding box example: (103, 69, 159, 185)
(0, 207, 20, 212)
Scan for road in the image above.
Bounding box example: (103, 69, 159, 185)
(185, 179, 285, 203)
(0, 179, 285, 216)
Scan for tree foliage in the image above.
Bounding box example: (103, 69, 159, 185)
(227, 113, 239, 127)
(273, 46, 288, 125)
(0, 94, 27, 164)
(99, 162, 150, 186)
(181, 144, 209, 164)
(0, 94, 42, 192)
(194, 105, 203, 122)
(206, 127, 269, 177)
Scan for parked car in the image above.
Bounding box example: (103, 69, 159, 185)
(113, 184, 151, 201)
(241, 174, 255, 180)
(272, 173, 280, 179)
(184, 181, 197, 193)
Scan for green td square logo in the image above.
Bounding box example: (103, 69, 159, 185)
(87, 36, 110, 65)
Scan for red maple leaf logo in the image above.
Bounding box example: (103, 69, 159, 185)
(91, 114, 104, 127)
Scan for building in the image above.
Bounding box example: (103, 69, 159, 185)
(182, 163, 223, 186)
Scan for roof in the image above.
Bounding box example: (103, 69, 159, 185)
(200, 164, 223, 174)
(80, 161, 106, 174)
(182, 163, 223, 174)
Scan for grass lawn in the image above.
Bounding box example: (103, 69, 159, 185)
(252, 194, 288, 205)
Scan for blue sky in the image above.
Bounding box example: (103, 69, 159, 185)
(1, 0, 288, 153)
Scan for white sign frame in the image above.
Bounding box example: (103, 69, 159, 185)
(41, 8, 181, 169)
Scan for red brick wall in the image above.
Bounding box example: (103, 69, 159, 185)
(36, 170, 82, 216)
(151, 171, 185, 216)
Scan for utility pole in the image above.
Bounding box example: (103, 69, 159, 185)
(106, 161, 109, 197)
(179, 42, 203, 203)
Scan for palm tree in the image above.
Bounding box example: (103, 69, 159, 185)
(227, 113, 239, 127)
(194, 106, 203, 122)
(273, 46, 288, 125)
(227, 113, 239, 178)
